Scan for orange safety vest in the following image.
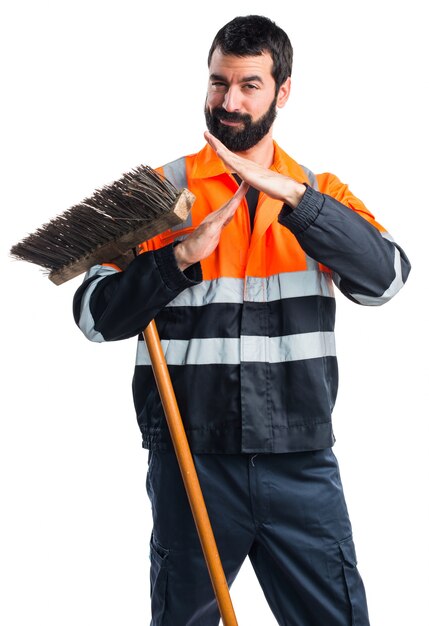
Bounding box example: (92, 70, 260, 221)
(75, 140, 409, 453)
(140, 142, 383, 276)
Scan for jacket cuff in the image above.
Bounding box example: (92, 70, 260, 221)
(154, 243, 202, 291)
(278, 184, 324, 234)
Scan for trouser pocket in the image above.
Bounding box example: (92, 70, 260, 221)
(339, 537, 370, 625)
(150, 534, 169, 625)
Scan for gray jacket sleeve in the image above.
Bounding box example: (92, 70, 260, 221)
(73, 243, 202, 342)
(278, 184, 411, 305)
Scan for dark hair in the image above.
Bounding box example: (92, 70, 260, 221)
(207, 15, 293, 93)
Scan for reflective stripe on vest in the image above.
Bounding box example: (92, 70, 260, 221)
(78, 264, 120, 342)
(136, 331, 336, 366)
(350, 233, 405, 305)
(163, 157, 192, 231)
(165, 270, 334, 308)
(300, 163, 320, 271)
(300, 164, 319, 191)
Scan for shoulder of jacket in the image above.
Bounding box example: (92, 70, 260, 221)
(299, 163, 319, 190)
(157, 153, 200, 190)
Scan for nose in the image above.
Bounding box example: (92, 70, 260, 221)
(222, 86, 242, 112)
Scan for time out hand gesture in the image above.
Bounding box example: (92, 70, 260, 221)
(204, 131, 305, 207)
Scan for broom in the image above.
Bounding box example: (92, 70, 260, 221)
(10, 164, 238, 626)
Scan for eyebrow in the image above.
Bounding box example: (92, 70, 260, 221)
(209, 73, 264, 84)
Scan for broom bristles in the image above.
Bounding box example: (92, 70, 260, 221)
(10, 164, 194, 284)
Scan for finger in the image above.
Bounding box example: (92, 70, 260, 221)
(235, 180, 250, 201)
(218, 181, 249, 227)
(221, 180, 249, 215)
(209, 180, 248, 218)
(204, 130, 223, 153)
(204, 131, 262, 188)
(204, 131, 239, 169)
(201, 180, 248, 231)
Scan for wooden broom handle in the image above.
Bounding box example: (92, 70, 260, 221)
(143, 320, 238, 626)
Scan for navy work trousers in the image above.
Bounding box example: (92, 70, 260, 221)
(146, 448, 370, 625)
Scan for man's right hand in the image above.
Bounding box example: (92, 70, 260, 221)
(173, 181, 249, 271)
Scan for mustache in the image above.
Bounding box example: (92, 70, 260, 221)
(210, 107, 252, 124)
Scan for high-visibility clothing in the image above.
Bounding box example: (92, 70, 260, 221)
(73, 141, 411, 453)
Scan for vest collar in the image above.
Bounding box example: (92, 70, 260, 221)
(191, 140, 309, 185)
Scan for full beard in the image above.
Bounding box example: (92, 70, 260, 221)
(204, 98, 277, 152)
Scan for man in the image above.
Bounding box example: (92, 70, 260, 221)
(73, 15, 410, 625)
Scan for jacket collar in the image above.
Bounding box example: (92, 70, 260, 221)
(191, 140, 309, 184)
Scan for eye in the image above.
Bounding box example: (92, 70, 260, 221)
(243, 84, 258, 91)
(210, 81, 228, 92)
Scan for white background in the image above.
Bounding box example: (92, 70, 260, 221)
(1, 1, 428, 624)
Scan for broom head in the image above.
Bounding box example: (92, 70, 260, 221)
(10, 164, 195, 285)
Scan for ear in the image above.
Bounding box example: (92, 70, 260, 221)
(276, 77, 291, 109)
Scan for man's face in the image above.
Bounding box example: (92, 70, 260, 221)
(204, 49, 289, 152)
